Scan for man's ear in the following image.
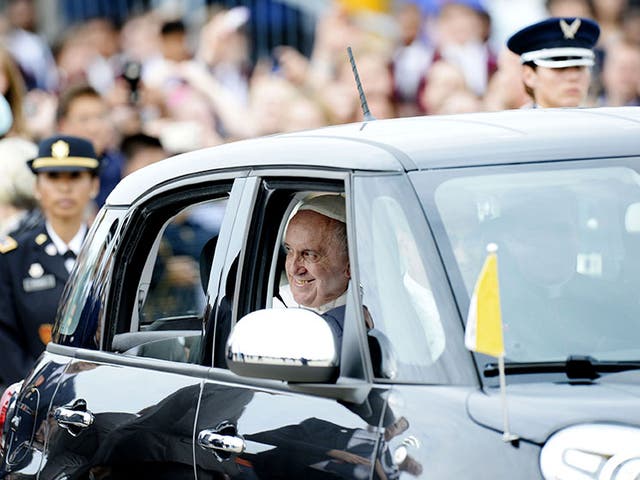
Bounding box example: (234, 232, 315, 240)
(345, 262, 351, 279)
(522, 64, 537, 91)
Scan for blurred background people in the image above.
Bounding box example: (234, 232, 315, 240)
(0, 0, 635, 237)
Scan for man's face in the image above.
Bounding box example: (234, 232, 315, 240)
(523, 64, 591, 108)
(36, 171, 98, 221)
(284, 210, 350, 308)
(58, 95, 110, 155)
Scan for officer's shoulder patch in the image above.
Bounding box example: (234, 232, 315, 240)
(35, 233, 47, 245)
(0, 235, 18, 254)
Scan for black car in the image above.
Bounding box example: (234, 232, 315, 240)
(2, 107, 640, 479)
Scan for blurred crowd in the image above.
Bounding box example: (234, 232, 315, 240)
(1, 0, 640, 233)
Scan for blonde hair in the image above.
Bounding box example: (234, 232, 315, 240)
(0, 47, 29, 138)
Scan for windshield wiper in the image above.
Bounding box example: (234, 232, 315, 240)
(483, 355, 640, 380)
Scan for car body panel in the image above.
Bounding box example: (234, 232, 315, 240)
(468, 372, 640, 444)
(194, 381, 388, 479)
(41, 353, 202, 479)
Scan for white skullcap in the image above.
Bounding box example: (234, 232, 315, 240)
(297, 194, 345, 223)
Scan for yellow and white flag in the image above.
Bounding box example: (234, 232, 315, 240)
(464, 245, 505, 358)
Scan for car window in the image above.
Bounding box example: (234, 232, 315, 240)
(54, 208, 121, 349)
(354, 175, 453, 383)
(123, 197, 228, 363)
(221, 180, 369, 375)
(429, 164, 640, 363)
(82, 181, 238, 367)
(139, 201, 225, 325)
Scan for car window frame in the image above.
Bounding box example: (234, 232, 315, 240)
(102, 174, 246, 364)
(215, 168, 374, 385)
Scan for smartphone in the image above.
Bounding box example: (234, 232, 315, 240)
(123, 61, 142, 104)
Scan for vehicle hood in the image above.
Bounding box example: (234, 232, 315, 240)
(467, 370, 640, 444)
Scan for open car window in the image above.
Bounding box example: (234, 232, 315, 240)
(108, 186, 234, 365)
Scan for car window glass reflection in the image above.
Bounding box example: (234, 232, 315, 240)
(125, 196, 228, 364)
(354, 176, 446, 382)
(434, 166, 640, 362)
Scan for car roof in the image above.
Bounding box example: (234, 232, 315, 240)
(108, 107, 640, 206)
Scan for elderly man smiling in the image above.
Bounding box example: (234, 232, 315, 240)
(283, 194, 350, 340)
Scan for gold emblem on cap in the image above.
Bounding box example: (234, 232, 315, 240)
(560, 18, 581, 39)
(35, 233, 47, 245)
(51, 140, 70, 159)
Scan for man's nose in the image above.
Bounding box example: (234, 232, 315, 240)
(288, 253, 306, 272)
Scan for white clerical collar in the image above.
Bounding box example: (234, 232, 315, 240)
(45, 222, 87, 256)
(308, 292, 347, 314)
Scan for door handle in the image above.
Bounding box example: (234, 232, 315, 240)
(54, 399, 94, 436)
(197, 430, 245, 454)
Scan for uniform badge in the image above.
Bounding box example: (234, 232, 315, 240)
(38, 323, 53, 345)
(28, 263, 44, 278)
(45, 244, 58, 256)
(560, 18, 581, 39)
(23, 274, 55, 292)
(0, 236, 17, 254)
(35, 233, 48, 245)
(51, 140, 70, 159)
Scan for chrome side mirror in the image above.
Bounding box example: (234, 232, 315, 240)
(226, 308, 339, 383)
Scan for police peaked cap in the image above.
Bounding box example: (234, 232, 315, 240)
(507, 17, 600, 68)
(28, 135, 100, 174)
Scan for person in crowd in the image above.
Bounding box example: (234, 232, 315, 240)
(3, 0, 58, 92)
(599, 38, 640, 105)
(483, 47, 532, 110)
(0, 135, 38, 236)
(120, 132, 167, 176)
(430, 0, 497, 97)
(56, 83, 123, 209)
(283, 195, 350, 341)
(545, 0, 595, 18)
(0, 46, 31, 138)
(391, 2, 434, 116)
(418, 59, 469, 113)
(0, 135, 100, 386)
(592, 0, 627, 48)
(507, 16, 600, 107)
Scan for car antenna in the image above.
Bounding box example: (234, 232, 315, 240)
(347, 46, 376, 123)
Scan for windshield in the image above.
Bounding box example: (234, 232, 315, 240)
(414, 162, 640, 363)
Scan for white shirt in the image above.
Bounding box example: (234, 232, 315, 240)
(276, 283, 347, 314)
(46, 222, 87, 272)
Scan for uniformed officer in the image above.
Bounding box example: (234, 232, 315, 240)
(507, 17, 600, 108)
(0, 135, 100, 387)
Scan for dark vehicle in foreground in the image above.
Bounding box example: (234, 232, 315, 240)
(2, 107, 640, 479)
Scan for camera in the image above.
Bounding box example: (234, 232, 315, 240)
(123, 61, 142, 104)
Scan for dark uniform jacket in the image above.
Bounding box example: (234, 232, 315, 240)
(0, 223, 75, 386)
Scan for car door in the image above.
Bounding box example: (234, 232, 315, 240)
(194, 172, 391, 480)
(40, 175, 248, 479)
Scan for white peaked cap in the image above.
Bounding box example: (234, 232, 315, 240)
(297, 194, 346, 223)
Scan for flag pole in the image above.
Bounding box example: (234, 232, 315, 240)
(499, 355, 518, 442)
